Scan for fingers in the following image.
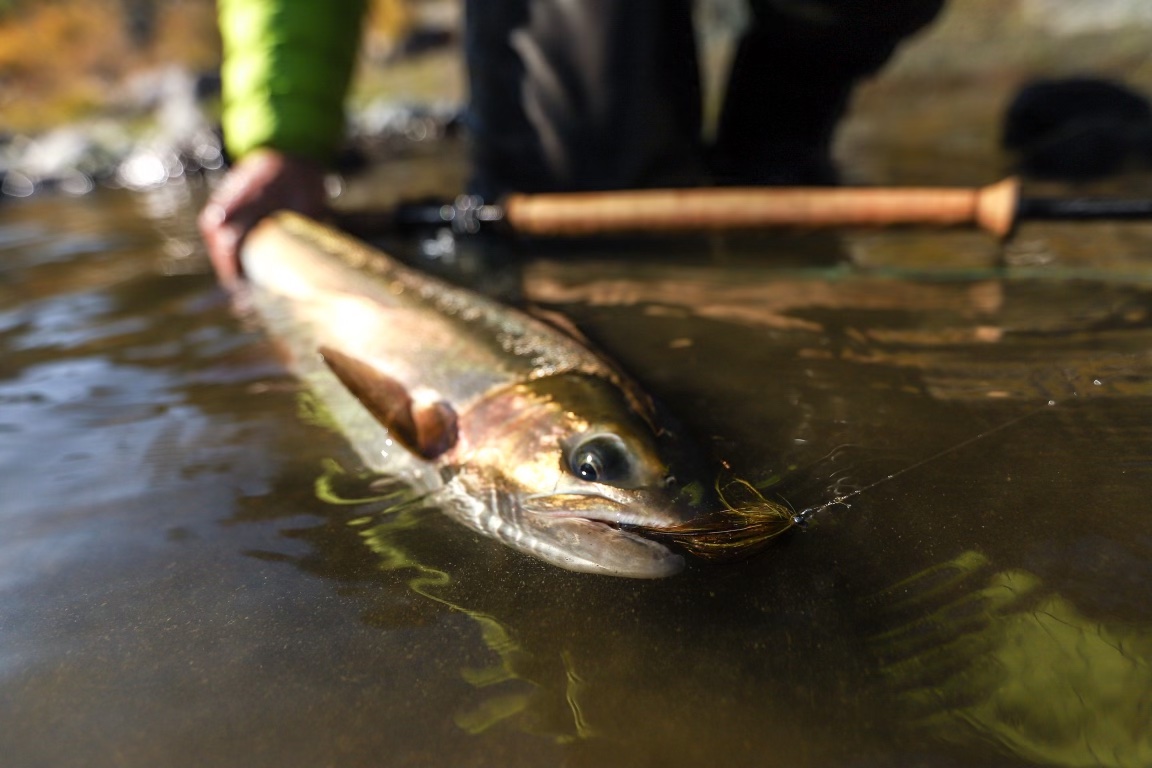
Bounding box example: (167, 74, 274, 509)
(198, 200, 244, 290)
(198, 149, 330, 288)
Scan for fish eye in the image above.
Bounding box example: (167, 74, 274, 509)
(575, 453, 602, 482)
(568, 434, 632, 484)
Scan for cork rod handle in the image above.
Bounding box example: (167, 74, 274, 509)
(502, 177, 1020, 238)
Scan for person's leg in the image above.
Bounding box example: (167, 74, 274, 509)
(713, 0, 946, 185)
(464, 0, 704, 198)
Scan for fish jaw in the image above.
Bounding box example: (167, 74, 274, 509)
(437, 474, 686, 578)
(433, 373, 713, 577)
(525, 516, 686, 578)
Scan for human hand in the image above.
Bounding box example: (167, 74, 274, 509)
(198, 149, 330, 289)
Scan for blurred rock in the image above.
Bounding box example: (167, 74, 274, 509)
(0, 51, 466, 200)
(1020, 0, 1152, 34)
(1003, 78, 1152, 181)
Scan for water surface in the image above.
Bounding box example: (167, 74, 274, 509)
(3, 180, 1152, 767)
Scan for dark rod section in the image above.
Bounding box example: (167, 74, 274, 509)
(1018, 196, 1152, 220)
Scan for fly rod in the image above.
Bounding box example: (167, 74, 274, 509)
(335, 177, 1152, 239)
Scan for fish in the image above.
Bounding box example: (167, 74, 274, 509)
(239, 212, 718, 578)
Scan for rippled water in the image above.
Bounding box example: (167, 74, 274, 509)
(3, 177, 1152, 767)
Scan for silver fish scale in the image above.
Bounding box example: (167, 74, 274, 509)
(412, 269, 592, 379)
(290, 214, 603, 382)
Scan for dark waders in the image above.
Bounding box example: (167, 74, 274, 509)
(463, 0, 946, 198)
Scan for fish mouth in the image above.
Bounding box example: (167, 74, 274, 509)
(516, 492, 687, 578)
(521, 491, 688, 528)
(442, 475, 689, 578)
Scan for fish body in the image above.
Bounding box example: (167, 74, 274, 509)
(240, 213, 710, 577)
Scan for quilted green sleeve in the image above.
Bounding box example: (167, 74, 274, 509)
(217, 0, 367, 163)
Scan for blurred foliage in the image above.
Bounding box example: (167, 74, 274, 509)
(367, 0, 415, 43)
(0, 0, 23, 20)
(0, 0, 221, 131)
(0, 0, 456, 133)
(354, 0, 465, 107)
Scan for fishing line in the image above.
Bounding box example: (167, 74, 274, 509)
(791, 402, 1055, 526)
(649, 400, 1061, 560)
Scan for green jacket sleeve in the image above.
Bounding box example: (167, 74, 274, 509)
(217, 0, 367, 163)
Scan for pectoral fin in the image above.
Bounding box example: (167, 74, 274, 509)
(319, 345, 458, 460)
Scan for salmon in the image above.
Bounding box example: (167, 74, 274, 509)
(240, 213, 713, 577)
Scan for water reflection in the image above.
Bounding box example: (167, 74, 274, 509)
(868, 551, 1152, 767)
(4, 186, 1152, 766)
(270, 429, 1152, 767)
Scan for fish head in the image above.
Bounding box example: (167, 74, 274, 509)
(450, 373, 711, 578)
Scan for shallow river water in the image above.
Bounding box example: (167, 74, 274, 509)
(3, 168, 1152, 768)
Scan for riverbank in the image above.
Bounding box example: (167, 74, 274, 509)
(0, 0, 462, 197)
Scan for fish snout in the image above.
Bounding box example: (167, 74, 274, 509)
(521, 488, 696, 529)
